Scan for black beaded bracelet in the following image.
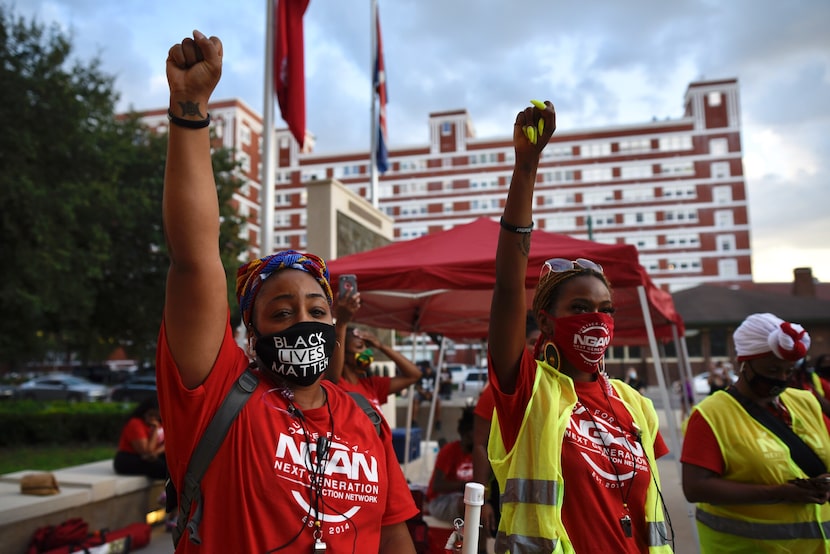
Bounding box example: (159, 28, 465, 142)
(167, 109, 211, 129)
(499, 217, 534, 234)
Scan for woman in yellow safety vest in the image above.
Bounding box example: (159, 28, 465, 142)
(682, 312, 830, 553)
(487, 100, 672, 553)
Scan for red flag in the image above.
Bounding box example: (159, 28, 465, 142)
(274, 0, 310, 147)
(373, 4, 389, 173)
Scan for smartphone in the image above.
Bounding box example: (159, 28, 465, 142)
(339, 274, 358, 296)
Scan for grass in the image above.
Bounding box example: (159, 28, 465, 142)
(0, 443, 116, 474)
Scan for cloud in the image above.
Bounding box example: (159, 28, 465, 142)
(11, 0, 830, 283)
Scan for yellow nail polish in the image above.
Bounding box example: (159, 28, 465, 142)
(538, 119, 544, 135)
(530, 99, 546, 110)
(527, 126, 537, 144)
(522, 126, 529, 140)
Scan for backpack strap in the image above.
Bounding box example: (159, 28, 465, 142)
(347, 391, 382, 436)
(173, 367, 259, 547)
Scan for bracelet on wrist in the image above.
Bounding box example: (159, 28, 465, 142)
(499, 216, 534, 234)
(167, 109, 211, 129)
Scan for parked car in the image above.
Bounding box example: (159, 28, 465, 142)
(460, 369, 488, 396)
(16, 374, 108, 402)
(109, 374, 158, 403)
(444, 364, 474, 388)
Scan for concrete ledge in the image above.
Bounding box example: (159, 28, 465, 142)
(0, 460, 164, 554)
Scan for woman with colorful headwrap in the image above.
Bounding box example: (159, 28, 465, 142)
(157, 30, 417, 554)
(681, 312, 830, 553)
(486, 101, 672, 553)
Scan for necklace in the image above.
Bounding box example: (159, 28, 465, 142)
(267, 386, 334, 553)
(577, 383, 638, 538)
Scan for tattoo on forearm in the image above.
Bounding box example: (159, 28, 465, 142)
(520, 234, 531, 257)
(177, 101, 204, 118)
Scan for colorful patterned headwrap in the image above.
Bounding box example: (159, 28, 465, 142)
(236, 250, 333, 328)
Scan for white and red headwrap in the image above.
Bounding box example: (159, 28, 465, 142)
(733, 313, 810, 362)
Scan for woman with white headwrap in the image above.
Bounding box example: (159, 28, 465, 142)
(681, 313, 830, 553)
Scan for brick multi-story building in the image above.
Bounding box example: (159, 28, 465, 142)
(141, 78, 750, 292)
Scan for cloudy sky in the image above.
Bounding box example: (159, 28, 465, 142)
(16, 0, 830, 283)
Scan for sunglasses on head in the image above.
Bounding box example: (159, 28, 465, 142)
(540, 258, 604, 280)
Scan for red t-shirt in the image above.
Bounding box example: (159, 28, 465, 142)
(474, 385, 495, 422)
(336, 376, 392, 411)
(157, 318, 418, 553)
(489, 348, 668, 553)
(681, 398, 830, 474)
(117, 418, 153, 454)
(426, 440, 474, 501)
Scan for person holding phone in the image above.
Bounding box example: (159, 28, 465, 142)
(682, 313, 830, 552)
(328, 277, 422, 413)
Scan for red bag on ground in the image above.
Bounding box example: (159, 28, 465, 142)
(27, 518, 89, 553)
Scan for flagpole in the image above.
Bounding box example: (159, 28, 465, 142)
(261, 0, 277, 256)
(369, 0, 379, 208)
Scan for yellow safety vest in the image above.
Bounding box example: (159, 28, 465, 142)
(488, 360, 671, 553)
(693, 388, 830, 553)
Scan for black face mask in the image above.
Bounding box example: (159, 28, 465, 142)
(744, 363, 789, 398)
(254, 321, 335, 387)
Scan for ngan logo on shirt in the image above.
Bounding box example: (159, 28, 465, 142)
(273, 433, 381, 522)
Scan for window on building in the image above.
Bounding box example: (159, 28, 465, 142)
(240, 126, 252, 146)
(582, 142, 611, 157)
(667, 257, 702, 272)
(279, 136, 289, 148)
(552, 191, 577, 205)
(718, 258, 739, 278)
(708, 91, 723, 107)
(711, 161, 730, 179)
(544, 215, 577, 230)
(717, 234, 736, 252)
(622, 186, 655, 201)
(714, 210, 734, 227)
(582, 167, 613, 182)
(618, 138, 652, 153)
(441, 122, 452, 135)
(713, 185, 732, 204)
(709, 138, 728, 156)
(621, 165, 653, 180)
(662, 183, 696, 198)
(443, 202, 453, 213)
(238, 152, 251, 173)
(545, 169, 575, 183)
(665, 232, 700, 247)
(658, 135, 693, 152)
(583, 189, 614, 205)
(545, 144, 572, 158)
(625, 235, 657, 249)
(624, 211, 655, 225)
(660, 161, 694, 176)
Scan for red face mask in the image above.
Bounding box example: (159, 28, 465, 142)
(537, 312, 614, 373)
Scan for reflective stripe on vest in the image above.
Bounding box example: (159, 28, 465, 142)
(501, 477, 559, 506)
(494, 531, 559, 554)
(649, 520, 670, 547)
(697, 509, 830, 540)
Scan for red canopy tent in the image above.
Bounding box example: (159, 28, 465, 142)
(328, 217, 683, 344)
(328, 218, 692, 534)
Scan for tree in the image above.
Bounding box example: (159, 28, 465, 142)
(0, 6, 248, 367)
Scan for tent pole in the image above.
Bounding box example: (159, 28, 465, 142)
(671, 323, 702, 547)
(636, 286, 682, 472)
(403, 333, 419, 469)
(426, 337, 447, 443)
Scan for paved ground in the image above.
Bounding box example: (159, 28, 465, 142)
(140, 387, 700, 553)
